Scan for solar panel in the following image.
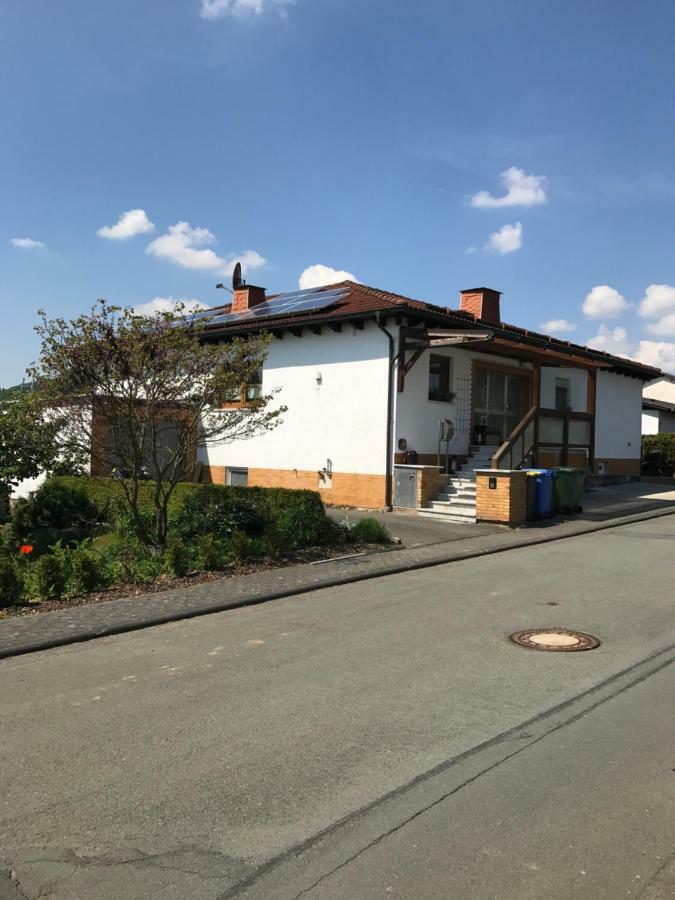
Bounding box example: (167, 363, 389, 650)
(196, 287, 347, 328)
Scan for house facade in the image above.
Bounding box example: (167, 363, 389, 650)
(195, 280, 660, 512)
(642, 374, 675, 435)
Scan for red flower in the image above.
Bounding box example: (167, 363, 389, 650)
(19, 545, 33, 555)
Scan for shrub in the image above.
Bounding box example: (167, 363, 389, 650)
(12, 479, 100, 554)
(163, 540, 193, 578)
(0, 557, 22, 606)
(174, 485, 266, 541)
(174, 484, 330, 551)
(33, 553, 66, 600)
(195, 534, 228, 571)
(69, 548, 106, 594)
(642, 434, 675, 476)
(228, 531, 257, 564)
(352, 517, 391, 544)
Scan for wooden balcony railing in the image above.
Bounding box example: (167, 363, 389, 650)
(491, 407, 594, 470)
(491, 406, 538, 470)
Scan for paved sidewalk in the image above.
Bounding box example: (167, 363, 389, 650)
(1, 503, 674, 661)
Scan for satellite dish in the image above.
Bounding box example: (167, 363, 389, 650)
(232, 261, 243, 290)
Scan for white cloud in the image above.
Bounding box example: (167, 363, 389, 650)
(646, 313, 675, 337)
(200, 0, 293, 18)
(586, 326, 674, 372)
(638, 283, 675, 319)
(485, 222, 522, 254)
(134, 297, 209, 316)
(587, 324, 632, 356)
(470, 167, 548, 209)
(146, 221, 266, 277)
(633, 340, 675, 373)
(98, 209, 155, 240)
(299, 264, 359, 290)
(582, 285, 629, 319)
(540, 318, 577, 334)
(11, 237, 45, 249)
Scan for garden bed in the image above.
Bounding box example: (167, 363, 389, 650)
(1, 477, 392, 614)
(0, 542, 383, 620)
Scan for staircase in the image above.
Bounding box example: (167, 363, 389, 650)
(419, 445, 499, 523)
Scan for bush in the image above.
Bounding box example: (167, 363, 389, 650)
(33, 553, 66, 600)
(352, 517, 391, 544)
(12, 479, 100, 554)
(228, 530, 257, 564)
(174, 485, 266, 541)
(642, 434, 675, 476)
(174, 484, 331, 554)
(0, 557, 22, 606)
(69, 548, 106, 594)
(195, 534, 228, 571)
(163, 540, 193, 578)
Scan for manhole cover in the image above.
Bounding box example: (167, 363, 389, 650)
(509, 628, 601, 652)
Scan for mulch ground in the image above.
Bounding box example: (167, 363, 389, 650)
(0, 543, 378, 620)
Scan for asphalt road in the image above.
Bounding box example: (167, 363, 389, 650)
(1, 515, 674, 899)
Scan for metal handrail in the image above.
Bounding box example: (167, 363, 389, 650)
(491, 406, 538, 470)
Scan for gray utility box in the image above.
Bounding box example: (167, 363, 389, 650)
(394, 466, 419, 509)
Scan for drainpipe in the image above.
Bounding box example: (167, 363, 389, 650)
(376, 313, 395, 510)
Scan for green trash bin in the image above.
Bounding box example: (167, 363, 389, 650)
(553, 467, 585, 514)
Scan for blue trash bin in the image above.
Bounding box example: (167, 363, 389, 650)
(525, 469, 557, 519)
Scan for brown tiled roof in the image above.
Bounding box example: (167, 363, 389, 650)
(201, 281, 661, 379)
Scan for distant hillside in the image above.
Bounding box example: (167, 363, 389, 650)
(0, 383, 32, 401)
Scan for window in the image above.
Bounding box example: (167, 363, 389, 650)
(428, 355, 453, 402)
(220, 366, 263, 407)
(246, 367, 263, 401)
(555, 377, 571, 411)
(227, 467, 249, 487)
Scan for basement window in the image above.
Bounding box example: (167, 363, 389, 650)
(227, 468, 249, 487)
(428, 354, 454, 402)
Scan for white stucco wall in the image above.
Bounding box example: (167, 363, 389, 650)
(393, 345, 531, 457)
(594, 371, 643, 461)
(642, 409, 660, 435)
(540, 366, 588, 412)
(643, 376, 675, 404)
(199, 322, 390, 475)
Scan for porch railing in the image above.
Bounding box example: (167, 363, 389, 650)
(491, 406, 537, 470)
(491, 407, 593, 470)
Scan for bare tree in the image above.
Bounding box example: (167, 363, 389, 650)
(29, 300, 284, 550)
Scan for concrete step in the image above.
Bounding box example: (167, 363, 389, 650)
(440, 485, 476, 498)
(427, 499, 477, 513)
(419, 508, 477, 524)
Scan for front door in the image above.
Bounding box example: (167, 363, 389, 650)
(473, 369, 525, 443)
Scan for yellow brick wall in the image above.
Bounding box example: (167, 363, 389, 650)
(202, 465, 388, 509)
(475, 470, 527, 526)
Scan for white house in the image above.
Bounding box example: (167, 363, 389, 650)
(642, 374, 675, 435)
(178, 279, 660, 517)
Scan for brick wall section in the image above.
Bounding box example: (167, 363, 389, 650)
(475, 469, 527, 526)
(202, 465, 388, 509)
(416, 467, 447, 508)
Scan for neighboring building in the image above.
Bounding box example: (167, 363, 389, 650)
(178, 279, 660, 516)
(642, 374, 675, 435)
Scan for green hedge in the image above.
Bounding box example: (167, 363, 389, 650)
(642, 434, 675, 476)
(11, 476, 332, 555)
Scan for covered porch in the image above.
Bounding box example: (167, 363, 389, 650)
(396, 325, 603, 472)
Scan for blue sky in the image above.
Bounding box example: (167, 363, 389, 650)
(2, 0, 675, 384)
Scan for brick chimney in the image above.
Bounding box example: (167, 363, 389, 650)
(459, 287, 502, 323)
(231, 284, 266, 314)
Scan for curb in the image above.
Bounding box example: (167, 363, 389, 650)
(1, 506, 674, 661)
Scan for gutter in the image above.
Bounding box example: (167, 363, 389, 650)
(376, 313, 396, 510)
